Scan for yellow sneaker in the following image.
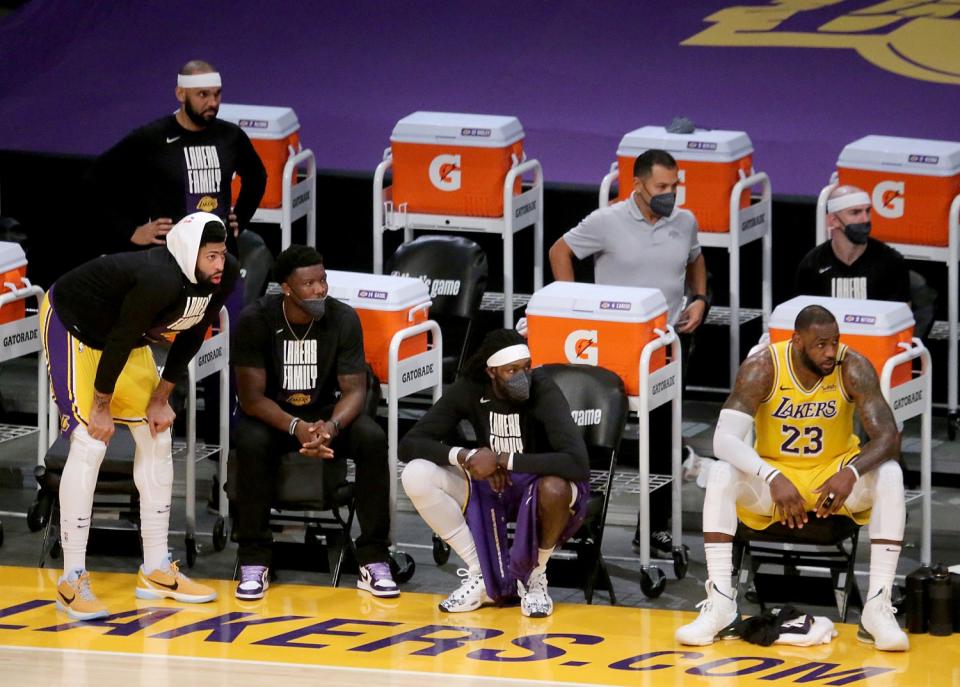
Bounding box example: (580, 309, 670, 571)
(135, 560, 217, 603)
(56, 570, 109, 620)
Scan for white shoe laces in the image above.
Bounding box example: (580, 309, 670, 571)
(75, 574, 97, 602)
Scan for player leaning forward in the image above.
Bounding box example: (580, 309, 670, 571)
(41, 212, 238, 619)
(676, 304, 909, 651)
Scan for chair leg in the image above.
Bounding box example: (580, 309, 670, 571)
(331, 500, 358, 588)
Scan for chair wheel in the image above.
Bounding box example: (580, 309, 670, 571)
(389, 551, 416, 583)
(432, 535, 450, 565)
(212, 517, 227, 551)
(640, 566, 667, 598)
(673, 545, 690, 579)
(185, 536, 197, 568)
(26, 500, 48, 532)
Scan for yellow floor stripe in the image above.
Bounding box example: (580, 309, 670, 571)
(0, 566, 955, 686)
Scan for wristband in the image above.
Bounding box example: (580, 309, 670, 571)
(764, 468, 780, 485)
(288, 417, 300, 436)
(461, 448, 479, 468)
(845, 463, 861, 482)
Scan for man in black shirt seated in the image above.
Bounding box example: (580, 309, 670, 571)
(794, 185, 910, 304)
(230, 246, 397, 601)
(40, 212, 238, 619)
(400, 330, 590, 618)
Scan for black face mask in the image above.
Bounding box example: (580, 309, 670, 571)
(648, 192, 677, 218)
(840, 220, 871, 245)
(291, 292, 327, 320)
(500, 371, 531, 403)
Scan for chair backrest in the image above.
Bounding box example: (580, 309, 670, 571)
(538, 364, 628, 455)
(385, 235, 488, 320)
(238, 229, 275, 306)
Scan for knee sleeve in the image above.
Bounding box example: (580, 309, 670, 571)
(131, 425, 173, 511)
(401, 459, 464, 506)
(58, 424, 108, 571)
(865, 460, 906, 542)
(702, 461, 743, 537)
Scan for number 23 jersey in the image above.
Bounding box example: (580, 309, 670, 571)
(754, 340, 860, 469)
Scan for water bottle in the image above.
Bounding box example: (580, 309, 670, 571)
(904, 564, 932, 633)
(927, 565, 954, 637)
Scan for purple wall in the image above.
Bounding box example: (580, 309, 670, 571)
(1, 0, 957, 195)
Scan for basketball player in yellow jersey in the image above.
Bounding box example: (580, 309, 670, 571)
(676, 305, 909, 651)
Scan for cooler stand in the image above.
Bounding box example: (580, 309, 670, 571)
(373, 151, 544, 328)
(601, 167, 773, 389)
(249, 148, 317, 250)
(0, 280, 48, 545)
(631, 325, 685, 597)
(382, 319, 443, 582)
(183, 306, 231, 567)
(817, 180, 960, 439)
(879, 339, 933, 566)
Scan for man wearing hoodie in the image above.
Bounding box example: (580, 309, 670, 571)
(39, 211, 239, 619)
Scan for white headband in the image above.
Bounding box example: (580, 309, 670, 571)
(177, 72, 222, 89)
(487, 344, 531, 368)
(826, 191, 870, 214)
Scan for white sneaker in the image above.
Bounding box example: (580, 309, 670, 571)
(858, 587, 909, 651)
(439, 568, 492, 613)
(675, 580, 740, 645)
(518, 568, 553, 618)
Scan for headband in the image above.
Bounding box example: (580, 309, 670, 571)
(177, 72, 222, 89)
(486, 344, 531, 368)
(826, 191, 870, 214)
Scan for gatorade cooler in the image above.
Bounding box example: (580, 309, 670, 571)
(0, 242, 27, 325)
(326, 270, 431, 384)
(768, 296, 915, 387)
(836, 135, 960, 247)
(389, 111, 524, 217)
(615, 126, 754, 232)
(218, 104, 301, 208)
(525, 281, 668, 396)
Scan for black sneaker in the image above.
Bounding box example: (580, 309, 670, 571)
(631, 527, 673, 556)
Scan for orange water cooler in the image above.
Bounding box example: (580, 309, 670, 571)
(0, 242, 28, 324)
(218, 104, 301, 209)
(325, 271, 431, 384)
(614, 126, 754, 232)
(389, 111, 524, 217)
(836, 135, 960, 247)
(526, 281, 669, 396)
(768, 296, 915, 386)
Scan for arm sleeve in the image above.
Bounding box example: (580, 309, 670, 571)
(232, 133, 267, 228)
(398, 380, 473, 466)
(713, 408, 779, 482)
(511, 376, 590, 482)
(94, 276, 176, 393)
(561, 209, 607, 260)
(85, 130, 151, 254)
(336, 308, 368, 376)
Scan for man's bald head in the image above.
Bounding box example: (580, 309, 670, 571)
(179, 59, 217, 76)
(826, 184, 872, 242)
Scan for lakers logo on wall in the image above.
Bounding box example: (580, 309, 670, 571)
(683, 1, 960, 85)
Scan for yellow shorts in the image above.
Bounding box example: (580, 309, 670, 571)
(737, 450, 870, 530)
(40, 292, 158, 436)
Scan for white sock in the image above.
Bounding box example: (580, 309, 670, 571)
(445, 523, 481, 573)
(704, 542, 734, 598)
(867, 543, 901, 599)
(529, 547, 553, 578)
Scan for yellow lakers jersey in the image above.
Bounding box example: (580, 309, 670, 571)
(754, 340, 860, 469)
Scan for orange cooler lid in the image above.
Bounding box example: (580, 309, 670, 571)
(837, 135, 960, 177)
(617, 126, 752, 163)
(391, 111, 524, 149)
(326, 270, 430, 312)
(0, 241, 26, 273)
(218, 103, 300, 140)
(769, 296, 914, 337)
(527, 281, 667, 323)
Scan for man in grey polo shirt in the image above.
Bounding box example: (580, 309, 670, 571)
(549, 148, 708, 557)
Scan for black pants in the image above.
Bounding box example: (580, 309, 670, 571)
(233, 412, 391, 567)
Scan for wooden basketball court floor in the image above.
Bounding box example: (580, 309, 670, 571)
(1, 566, 956, 686)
